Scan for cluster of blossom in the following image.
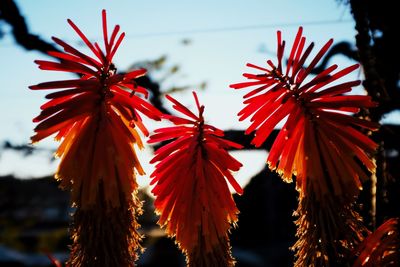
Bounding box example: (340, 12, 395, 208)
(31, 10, 383, 267)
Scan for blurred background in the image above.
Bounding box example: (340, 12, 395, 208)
(0, 0, 399, 266)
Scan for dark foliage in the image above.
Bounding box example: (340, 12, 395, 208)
(348, 0, 400, 228)
(0, 0, 60, 53)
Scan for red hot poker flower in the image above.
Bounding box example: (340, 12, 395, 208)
(230, 27, 379, 200)
(231, 27, 379, 266)
(353, 218, 399, 267)
(30, 10, 162, 266)
(149, 92, 243, 266)
(30, 10, 162, 209)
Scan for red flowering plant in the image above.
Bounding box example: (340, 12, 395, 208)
(148, 92, 243, 267)
(230, 27, 379, 266)
(353, 218, 399, 267)
(30, 10, 161, 266)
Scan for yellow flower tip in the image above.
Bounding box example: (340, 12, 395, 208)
(30, 136, 38, 144)
(266, 161, 275, 170)
(368, 163, 377, 174)
(135, 142, 144, 150)
(282, 175, 293, 183)
(137, 169, 146, 176)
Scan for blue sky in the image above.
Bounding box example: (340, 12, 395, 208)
(1, 0, 391, 188)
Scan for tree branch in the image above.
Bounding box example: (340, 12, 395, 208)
(0, 0, 60, 54)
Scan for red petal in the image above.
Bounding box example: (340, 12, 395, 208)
(51, 37, 102, 69)
(30, 79, 98, 90)
(285, 27, 303, 77)
(251, 100, 294, 147)
(297, 38, 333, 84)
(34, 60, 97, 76)
(67, 19, 101, 60)
(165, 94, 198, 120)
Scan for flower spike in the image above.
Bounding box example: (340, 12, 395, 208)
(149, 92, 243, 266)
(30, 10, 161, 266)
(231, 27, 379, 266)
